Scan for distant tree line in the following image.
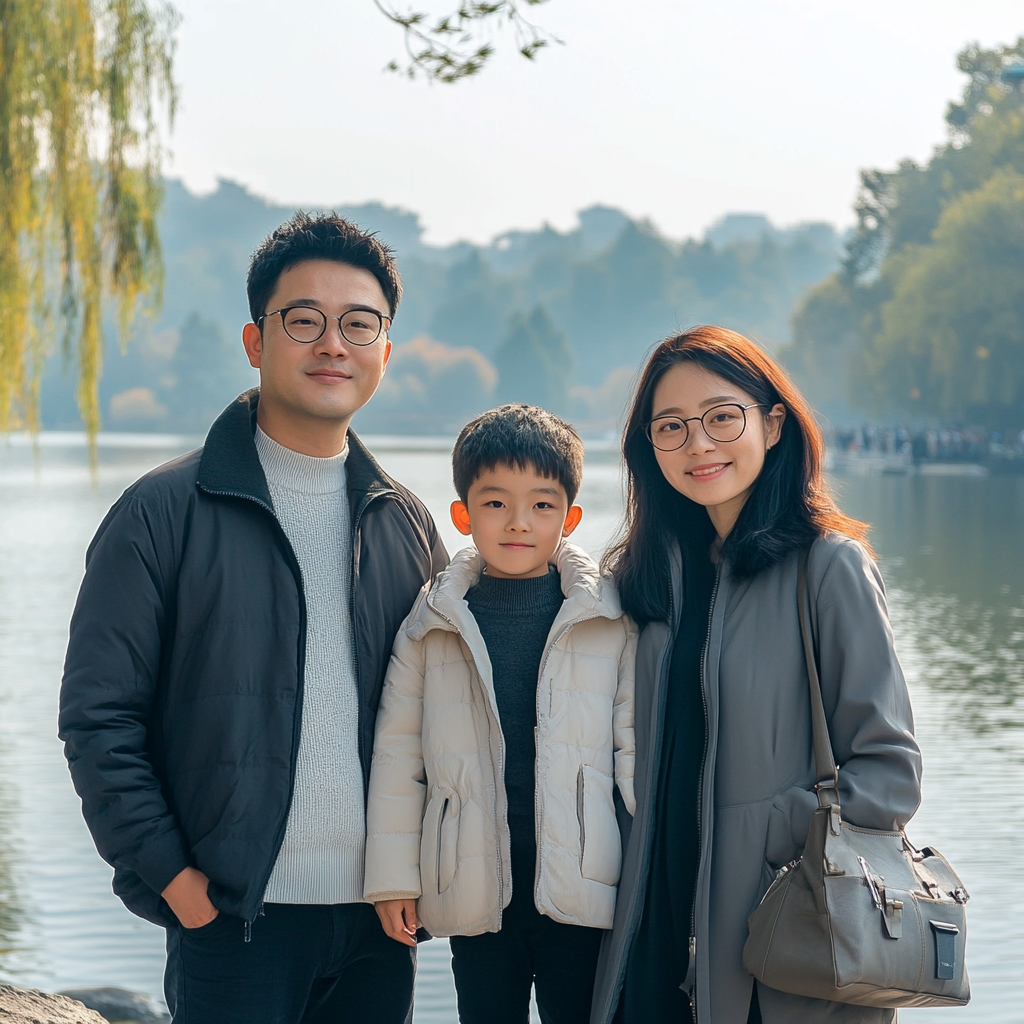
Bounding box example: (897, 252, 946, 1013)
(37, 182, 840, 435)
(786, 39, 1024, 430)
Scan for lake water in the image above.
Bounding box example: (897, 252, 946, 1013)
(0, 435, 1021, 1022)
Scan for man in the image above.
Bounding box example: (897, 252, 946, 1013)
(59, 212, 448, 1024)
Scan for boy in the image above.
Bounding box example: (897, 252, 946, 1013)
(363, 403, 636, 1024)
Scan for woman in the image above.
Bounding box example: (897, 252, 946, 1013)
(592, 327, 922, 1024)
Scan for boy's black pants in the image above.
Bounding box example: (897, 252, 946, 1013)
(164, 902, 415, 1024)
(449, 882, 603, 1024)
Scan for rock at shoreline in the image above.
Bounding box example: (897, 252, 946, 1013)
(0, 985, 108, 1023)
(58, 988, 168, 1023)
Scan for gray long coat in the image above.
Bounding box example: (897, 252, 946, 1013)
(591, 535, 923, 1024)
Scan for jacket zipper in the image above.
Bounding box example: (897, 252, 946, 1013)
(426, 597, 606, 926)
(197, 487, 308, 939)
(533, 613, 605, 909)
(202, 483, 400, 939)
(683, 562, 722, 1018)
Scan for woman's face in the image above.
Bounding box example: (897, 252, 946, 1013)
(649, 362, 786, 538)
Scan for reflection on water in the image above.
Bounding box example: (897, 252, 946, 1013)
(0, 775, 25, 966)
(837, 474, 1024, 736)
(0, 437, 1021, 1021)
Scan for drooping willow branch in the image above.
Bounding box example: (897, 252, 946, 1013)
(0, 0, 178, 442)
(374, 0, 557, 83)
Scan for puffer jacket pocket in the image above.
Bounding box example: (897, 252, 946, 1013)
(576, 765, 621, 886)
(421, 789, 462, 896)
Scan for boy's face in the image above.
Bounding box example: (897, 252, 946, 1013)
(451, 463, 582, 579)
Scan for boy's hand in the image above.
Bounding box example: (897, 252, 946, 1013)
(374, 898, 419, 946)
(162, 866, 219, 929)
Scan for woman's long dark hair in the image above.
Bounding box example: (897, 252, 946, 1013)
(604, 326, 870, 624)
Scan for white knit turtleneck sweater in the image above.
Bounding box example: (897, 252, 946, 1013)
(256, 426, 365, 905)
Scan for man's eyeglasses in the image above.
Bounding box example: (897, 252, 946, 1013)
(258, 306, 390, 346)
(645, 403, 767, 451)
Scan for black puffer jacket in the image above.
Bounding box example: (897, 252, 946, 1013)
(59, 390, 448, 928)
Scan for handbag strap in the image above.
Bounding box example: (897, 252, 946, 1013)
(797, 548, 841, 811)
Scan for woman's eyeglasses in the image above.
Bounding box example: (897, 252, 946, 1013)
(645, 403, 767, 451)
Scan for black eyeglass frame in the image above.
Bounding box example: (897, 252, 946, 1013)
(257, 305, 392, 346)
(645, 403, 769, 451)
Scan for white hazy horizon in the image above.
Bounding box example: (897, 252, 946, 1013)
(166, 0, 1023, 246)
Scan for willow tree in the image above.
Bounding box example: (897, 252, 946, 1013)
(0, 0, 178, 438)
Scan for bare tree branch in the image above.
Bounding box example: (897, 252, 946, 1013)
(374, 0, 558, 83)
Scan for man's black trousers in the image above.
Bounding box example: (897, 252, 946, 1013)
(164, 902, 414, 1024)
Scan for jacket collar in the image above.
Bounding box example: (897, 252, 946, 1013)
(408, 541, 622, 644)
(197, 388, 399, 511)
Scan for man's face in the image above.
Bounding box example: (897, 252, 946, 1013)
(242, 259, 392, 433)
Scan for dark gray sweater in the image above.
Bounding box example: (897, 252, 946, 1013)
(466, 568, 564, 871)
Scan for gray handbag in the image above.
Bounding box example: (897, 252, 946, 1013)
(742, 549, 971, 1008)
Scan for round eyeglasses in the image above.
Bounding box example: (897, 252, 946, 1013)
(646, 403, 767, 451)
(258, 305, 390, 346)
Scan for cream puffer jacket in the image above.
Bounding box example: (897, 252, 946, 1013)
(363, 542, 637, 936)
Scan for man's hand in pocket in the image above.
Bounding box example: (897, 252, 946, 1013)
(162, 866, 219, 929)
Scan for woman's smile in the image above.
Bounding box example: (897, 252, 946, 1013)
(687, 462, 731, 479)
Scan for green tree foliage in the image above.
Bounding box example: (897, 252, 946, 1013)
(788, 38, 1024, 425)
(0, 0, 177, 438)
(375, 0, 555, 82)
(865, 169, 1024, 426)
(495, 305, 571, 413)
(787, 277, 865, 422)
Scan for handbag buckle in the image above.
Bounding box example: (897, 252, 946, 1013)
(857, 856, 884, 909)
(814, 770, 839, 798)
(859, 856, 904, 938)
(902, 835, 926, 861)
(826, 804, 842, 836)
(815, 773, 842, 830)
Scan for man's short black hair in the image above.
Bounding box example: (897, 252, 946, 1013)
(452, 404, 585, 505)
(246, 211, 402, 322)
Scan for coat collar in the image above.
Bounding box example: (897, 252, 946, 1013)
(407, 540, 622, 643)
(197, 388, 399, 511)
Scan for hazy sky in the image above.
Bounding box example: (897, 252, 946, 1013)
(166, 0, 1024, 245)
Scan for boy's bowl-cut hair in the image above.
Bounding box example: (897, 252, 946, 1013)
(246, 211, 402, 323)
(452, 404, 585, 506)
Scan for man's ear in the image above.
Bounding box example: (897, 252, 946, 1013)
(562, 505, 583, 537)
(450, 501, 473, 536)
(241, 322, 263, 370)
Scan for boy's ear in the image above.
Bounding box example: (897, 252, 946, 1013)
(450, 501, 473, 536)
(562, 505, 583, 537)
